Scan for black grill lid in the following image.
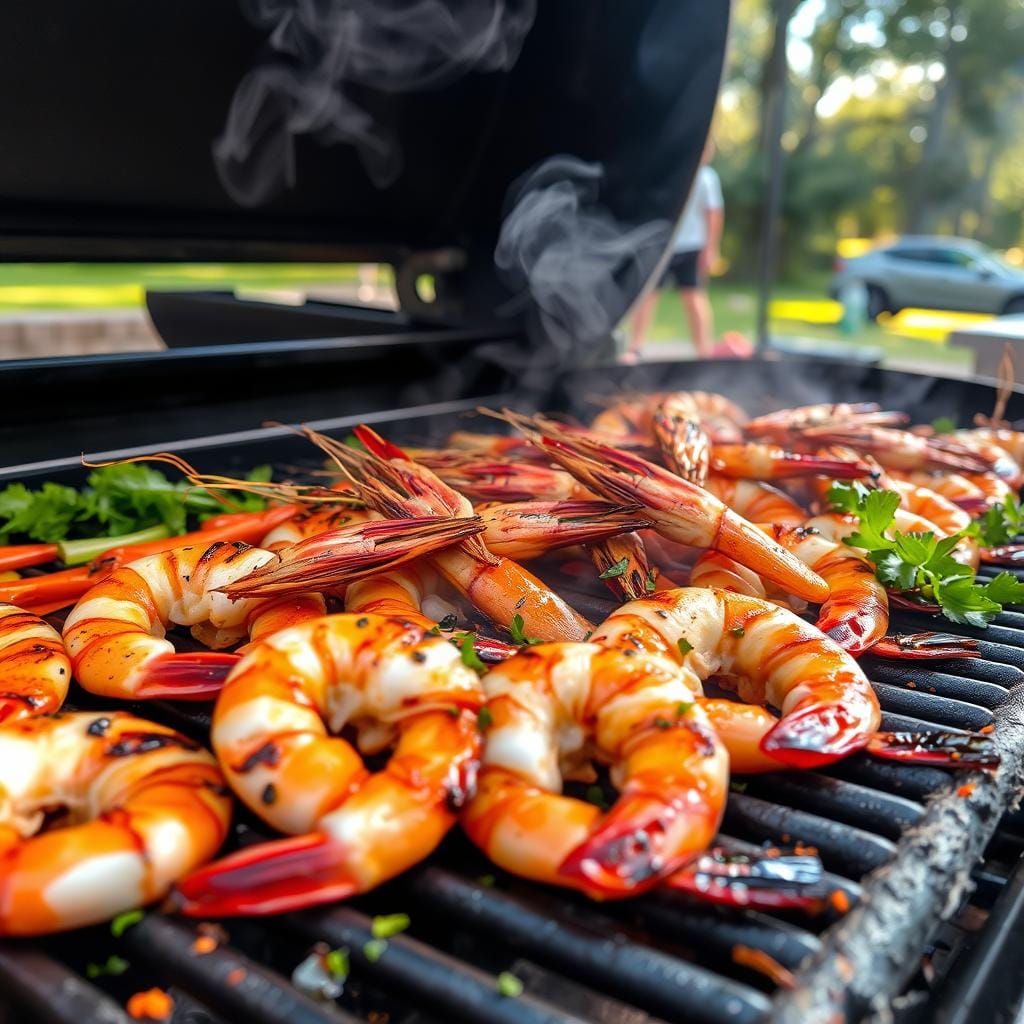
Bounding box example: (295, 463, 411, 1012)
(0, 1, 728, 328)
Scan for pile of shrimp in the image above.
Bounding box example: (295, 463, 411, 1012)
(0, 393, 1014, 937)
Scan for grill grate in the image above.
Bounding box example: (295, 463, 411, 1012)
(3, 371, 1024, 1024)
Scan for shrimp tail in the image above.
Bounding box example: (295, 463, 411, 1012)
(557, 790, 692, 896)
(761, 701, 877, 769)
(353, 424, 411, 461)
(663, 847, 826, 911)
(981, 544, 1024, 566)
(870, 633, 981, 660)
(174, 832, 358, 917)
(133, 651, 241, 700)
(818, 606, 888, 657)
(715, 513, 830, 604)
(866, 730, 1000, 768)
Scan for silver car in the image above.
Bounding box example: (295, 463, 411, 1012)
(831, 236, 1024, 320)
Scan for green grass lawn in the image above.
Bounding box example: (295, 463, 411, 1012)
(0, 263, 363, 312)
(0, 262, 977, 373)
(644, 276, 973, 371)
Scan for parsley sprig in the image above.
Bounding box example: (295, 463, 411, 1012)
(509, 613, 542, 646)
(828, 481, 1024, 627)
(971, 494, 1024, 548)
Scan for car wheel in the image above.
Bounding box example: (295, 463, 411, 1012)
(865, 285, 891, 321)
(1002, 296, 1024, 316)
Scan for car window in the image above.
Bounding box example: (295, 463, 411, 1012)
(887, 248, 931, 262)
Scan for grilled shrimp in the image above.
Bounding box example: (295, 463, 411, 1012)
(0, 711, 231, 935)
(744, 402, 907, 439)
(888, 478, 973, 537)
(175, 613, 483, 915)
(702, 476, 807, 528)
(461, 643, 727, 897)
(889, 471, 991, 512)
(311, 426, 593, 641)
(62, 540, 328, 701)
(709, 443, 870, 480)
(652, 395, 711, 485)
(951, 430, 1023, 485)
(592, 588, 881, 768)
(801, 425, 992, 474)
(0, 604, 71, 723)
(501, 412, 829, 604)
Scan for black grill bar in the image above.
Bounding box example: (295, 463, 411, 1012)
(739, 774, 923, 842)
(0, 944, 131, 1024)
(288, 906, 599, 1024)
(872, 680, 993, 731)
(404, 866, 773, 1024)
(724, 794, 896, 877)
(772, 669, 1024, 1023)
(120, 915, 356, 1024)
(823, 755, 952, 803)
(865, 661, 1010, 708)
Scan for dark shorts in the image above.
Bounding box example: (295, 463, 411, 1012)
(658, 249, 702, 290)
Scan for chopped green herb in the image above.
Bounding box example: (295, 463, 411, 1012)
(477, 707, 494, 731)
(371, 913, 411, 939)
(509, 613, 542, 646)
(653, 716, 672, 729)
(730, 779, 748, 794)
(446, 705, 462, 719)
(496, 971, 524, 998)
(645, 568, 657, 593)
(110, 908, 145, 938)
(477, 873, 497, 888)
(427, 625, 441, 636)
(583, 630, 594, 642)
(459, 633, 486, 673)
(677, 637, 693, 656)
(362, 939, 388, 963)
(598, 557, 630, 579)
(972, 494, 1024, 547)
(827, 480, 1024, 627)
(676, 701, 694, 716)
(584, 784, 609, 810)
(324, 947, 350, 980)
(730, 626, 745, 638)
(85, 955, 130, 979)
(931, 416, 957, 435)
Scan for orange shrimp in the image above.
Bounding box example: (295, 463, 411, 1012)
(0, 603, 71, 723)
(702, 476, 807, 528)
(592, 588, 881, 768)
(0, 711, 231, 935)
(461, 643, 727, 897)
(888, 471, 990, 512)
(174, 613, 483, 915)
(801, 425, 992, 474)
(652, 395, 711, 485)
(499, 412, 829, 604)
(709, 443, 870, 480)
(744, 402, 907, 440)
(62, 540, 327, 701)
(307, 426, 594, 642)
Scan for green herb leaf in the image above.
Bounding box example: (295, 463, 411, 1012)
(645, 568, 657, 593)
(371, 913, 411, 939)
(729, 626, 745, 638)
(85, 955, 130, 979)
(324, 947, 350, 980)
(598, 557, 629, 579)
(509, 613, 541, 646)
(676, 701, 694, 716)
(974, 495, 1024, 547)
(931, 416, 957, 435)
(362, 939, 388, 963)
(982, 572, 1024, 606)
(496, 972, 524, 998)
(677, 637, 693, 656)
(459, 633, 486, 674)
(110, 908, 145, 938)
(477, 707, 494, 731)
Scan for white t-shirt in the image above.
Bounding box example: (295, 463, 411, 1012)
(672, 166, 723, 254)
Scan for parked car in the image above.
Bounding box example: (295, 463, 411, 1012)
(831, 236, 1024, 320)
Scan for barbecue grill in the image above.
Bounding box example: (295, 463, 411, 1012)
(4, 4, 1024, 1023)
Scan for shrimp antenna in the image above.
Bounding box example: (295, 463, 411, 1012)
(82, 452, 360, 510)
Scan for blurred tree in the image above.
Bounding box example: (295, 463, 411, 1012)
(715, 0, 1024, 279)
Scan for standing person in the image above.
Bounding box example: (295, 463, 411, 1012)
(624, 140, 724, 361)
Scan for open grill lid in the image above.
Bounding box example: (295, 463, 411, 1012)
(0, 1, 728, 329)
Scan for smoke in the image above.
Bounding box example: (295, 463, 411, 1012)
(216, 0, 536, 205)
(492, 156, 670, 382)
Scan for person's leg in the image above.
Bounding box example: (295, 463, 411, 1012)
(625, 290, 660, 360)
(680, 287, 714, 357)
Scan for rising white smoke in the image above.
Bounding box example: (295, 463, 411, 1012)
(217, 0, 536, 204)
(493, 156, 671, 378)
